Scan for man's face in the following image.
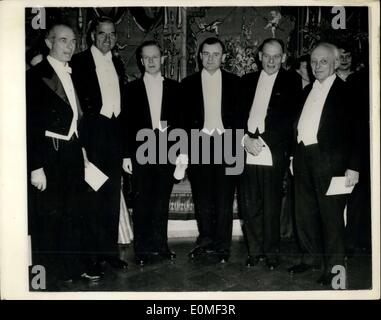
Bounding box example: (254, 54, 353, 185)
(200, 43, 226, 74)
(310, 46, 339, 82)
(92, 22, 116, 54)
(141, 45, 162, 75)
(259, 42, 285, 75)
(338, 49, 352, 71)
(45, 25, 76, 63)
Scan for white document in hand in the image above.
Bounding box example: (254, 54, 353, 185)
(326, 176, 354, 196)
(85, 162, 109, 191)
(246, 137, 273, 166)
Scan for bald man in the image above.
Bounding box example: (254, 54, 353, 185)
(238, 38, 302, 270)
(288, 43, 360, 286)
(27, 24, 99, 284)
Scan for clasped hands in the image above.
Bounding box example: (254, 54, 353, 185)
(243, 136, 264, 156)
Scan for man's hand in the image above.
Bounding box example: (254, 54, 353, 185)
(289, 157, 294, 176)
(31, 168, 47, 191)
(174, 154, 189, 180)
(345, 169, 359, 187)
(244, 136, 263, 156)
(123, 158, 133, 174)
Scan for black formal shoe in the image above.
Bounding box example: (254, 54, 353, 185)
(188, 246, 207, 258)
(135, 254, 149, 266)
(317, 273, 335, 286)
(246, 255, 260, 267)
(288, 263, 313, 274)
(107, 258, 128, 269)
(80, 272, 101, 282)
(266, 257, 280, 270)
(215, 250, 230, 264)
(159, 250, 177, 260)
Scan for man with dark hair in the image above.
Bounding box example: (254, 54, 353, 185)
(71, 16, 128, 273)
(237, 38, 302, 270)
(182, 37, 240, 263)
(27, 24, 99, 284)
(124, 40, 180, 265)
(288, 43, 360, 285)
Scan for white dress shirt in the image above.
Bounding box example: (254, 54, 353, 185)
(247, 70, 278, 134)
(201, 69, 224, 134)
(143, 72, 164, 131)
(297, 74, 336, 145)
(91, 45, 121, 118)
(46, 55, 78, 140)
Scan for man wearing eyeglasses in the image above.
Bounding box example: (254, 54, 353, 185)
(71, 16, 128, 274)
(237, 38, 302, 270)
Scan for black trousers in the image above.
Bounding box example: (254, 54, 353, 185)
(82, 115, 123, 262)
(132, 162, 175, 255)
(294, 143, 346, 273)
(345, 168, 371, 252)
(188, 164, 236, 252)
(238, 147, 286, 258)
(29, 135, 86, 281)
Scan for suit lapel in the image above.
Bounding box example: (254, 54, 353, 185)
(317, 78, 339, 132)
(140, 79, 154, 129)
(270, 69, 283, 104)
(161, 79, 169, 121)
(196, 72, 205, 123)
(41, 60, 70, 106)
(247, 72, 260, 111)
(294, 84, 312, 134)
(221, 71, 229, 120)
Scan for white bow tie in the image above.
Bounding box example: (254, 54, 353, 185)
(63, 65, 72, 74)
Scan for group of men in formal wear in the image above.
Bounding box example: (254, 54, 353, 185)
(27, 17, 367, 288)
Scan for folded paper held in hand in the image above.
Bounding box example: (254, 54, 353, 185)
(174, 154, 189, 180)
(85, 162, 109, 191)
(246, 136, 273, 166)
(326, 176, 354, 196)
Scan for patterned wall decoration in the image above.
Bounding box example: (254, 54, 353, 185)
(25, 6, 368, 219)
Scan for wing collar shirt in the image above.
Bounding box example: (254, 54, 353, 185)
(143, 72, 164, 131)
(201, 68, 225, 135)
(297, 73, 336, 145)
(91, 45, 121, 118)
(46, 55, 78, 140)
(247, 70, 278, 134)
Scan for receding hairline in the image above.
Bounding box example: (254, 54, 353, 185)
(260, 38, 285, 53)
(46, 24, 74, 40)
(311, 42, 339, 59)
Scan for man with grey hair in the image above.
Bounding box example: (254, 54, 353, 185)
(288, 42, 360, 286)
(27, 24, 99, 284)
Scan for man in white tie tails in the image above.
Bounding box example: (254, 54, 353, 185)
(71, 17, 128, 273)
(288, 43, 360, 286)
(181, 37, 240, 263)
(27, 24, 100, 284)
(238, 38, 302, 270)
(123, 40, 181, 266)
